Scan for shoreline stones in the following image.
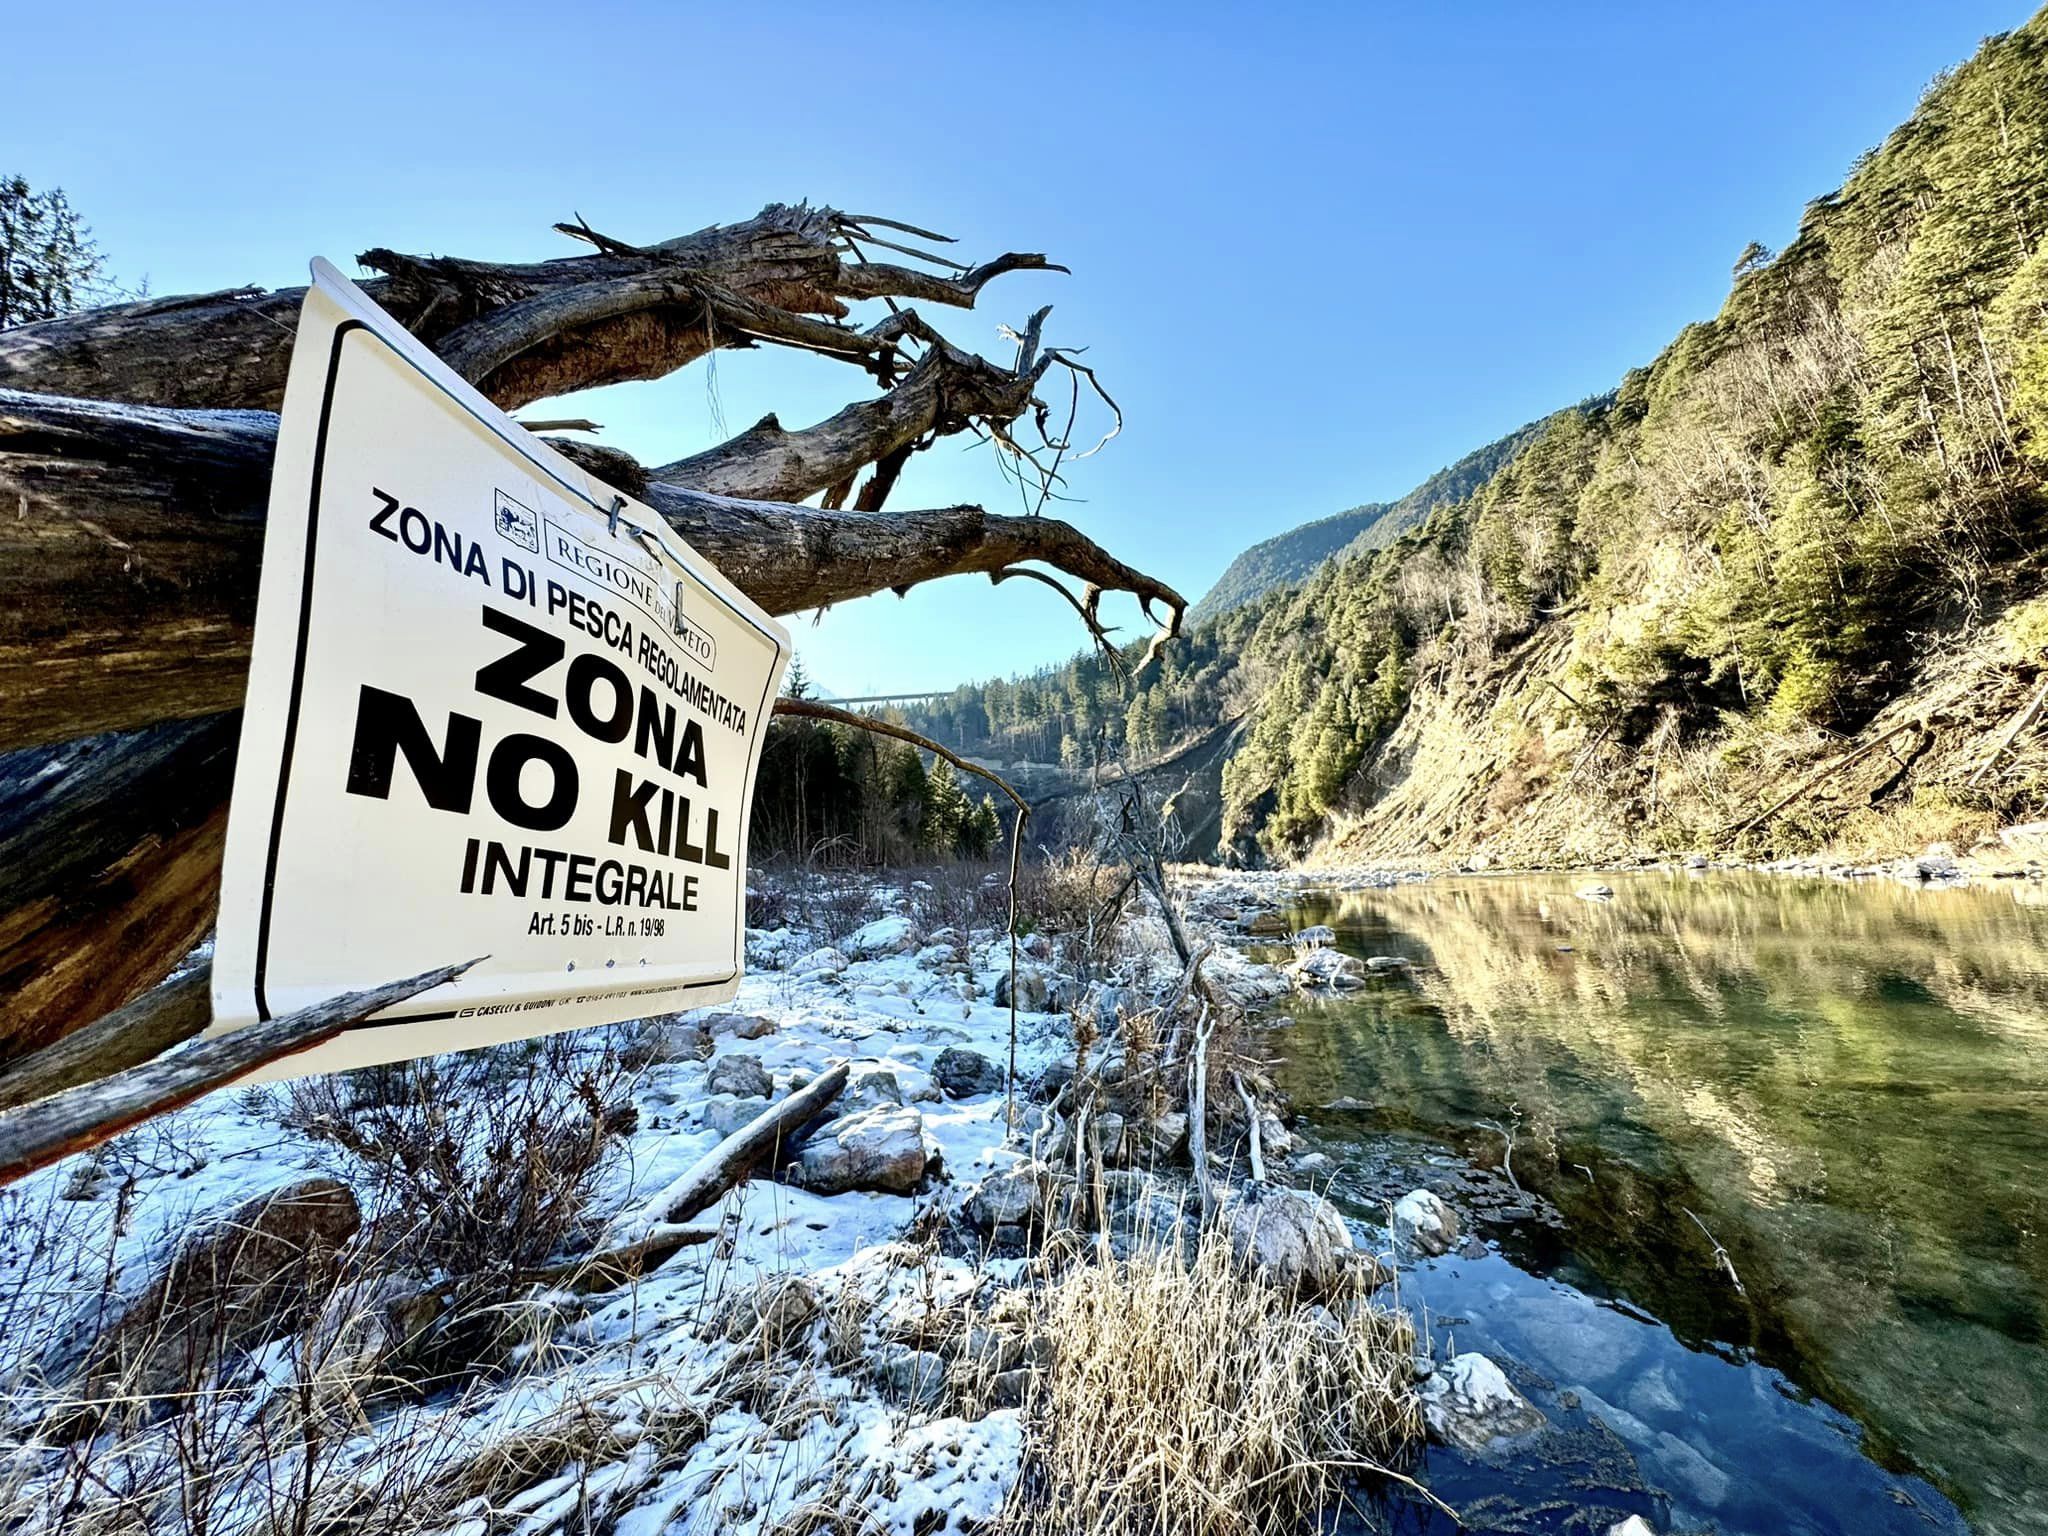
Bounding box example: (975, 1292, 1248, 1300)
(792, 1104, 932, 1195)
(1221, 1181, 1381, 1299)
(1417, 1353, 1547, 1453)
(1392, 1189, 1461, 1257)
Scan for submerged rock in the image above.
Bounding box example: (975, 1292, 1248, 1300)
(1392, 1189, 1461, 1257)
(1417, 1353, 1547, 1453)
(1289, 947, 1366, 991)
(793, 1105, 931, 1195)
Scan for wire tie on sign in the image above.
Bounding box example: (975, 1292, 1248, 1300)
(605, 494, 627, 538)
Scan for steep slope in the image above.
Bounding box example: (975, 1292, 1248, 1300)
(1216, 14, 2048, 865)
(1188, 420, 1547, 625)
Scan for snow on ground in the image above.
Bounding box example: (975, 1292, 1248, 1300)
(0, 881, 1077, 1536)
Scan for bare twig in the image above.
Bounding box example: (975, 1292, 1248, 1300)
(1683, 1207, 1745, 1294)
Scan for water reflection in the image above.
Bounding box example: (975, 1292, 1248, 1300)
(1273, 872, 2048, 1536)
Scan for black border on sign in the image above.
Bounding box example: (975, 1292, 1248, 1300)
(251, 319, 782, 1029)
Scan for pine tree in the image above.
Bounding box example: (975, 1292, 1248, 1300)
(0, 176, 106, 329)
(925, 756, 969, 855)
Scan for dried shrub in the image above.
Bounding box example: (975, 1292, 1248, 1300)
(1015, 1222, 1420, 1536)
(280, 1032, 637, 1369)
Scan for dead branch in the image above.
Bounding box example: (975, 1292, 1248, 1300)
(1728, 720, 1923, 839)
(1189, 1004, 1217, 1220)
(0, 960, 476, 1187)
(608, 1062, 850, 1239)
(0, 966, 211, 1114)
(1233, 1073, 1266, 1183)
(0, 203, 1059, 412)
(1970, 671, 2048, 786)
(0, 392, 1184, 752)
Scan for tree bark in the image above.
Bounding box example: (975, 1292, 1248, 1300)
(0, 965, 212, 1113)
(0, 205, 1058, 412)
(0, 390, 1180, 752)
(0, 713, 237, 1064)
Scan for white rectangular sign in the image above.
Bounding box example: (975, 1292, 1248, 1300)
(213, 259, 790, 1076)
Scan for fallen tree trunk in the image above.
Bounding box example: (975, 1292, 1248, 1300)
(608, 1062, 850, 1240)
(0, 205, 1056, 412)
(0, 199, 1182, 1064)
(0, 960, 473, 1187)
(0, 394, 1180, 754)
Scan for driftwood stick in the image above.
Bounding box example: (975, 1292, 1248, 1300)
(518, 1223, 719, 1293)
(0, 960, 475, 1187)
(610, 1062, 850, 1240)
(1233, 1072, 1266, 1184)
(1970, 671, 2048, 786)
(1189, 1004, 1216, 1221)
(0, 965, 212, 1114)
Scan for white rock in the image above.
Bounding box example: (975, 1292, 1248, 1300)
(701, 1093, 765, 1137)
(1417, 1353, 1546, 1453)
(1391, 1189, 1460, 1257)
(792, 946, 849, 976)
(1221, 1181, 1371, 1299)
(1607, 1514, 1657, 1536)
(1576, 882, 1615, 901)
(846, 915, 917, 959)
(1204, 946, 1292, 1007)
(793, 1104, 930, 1195)
(1289, 946, 1365, 991)
(1290, 924, 1337, 948)
(913, 942, 958, 969)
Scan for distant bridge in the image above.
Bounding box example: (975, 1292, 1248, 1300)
(818, 690, 959, 705)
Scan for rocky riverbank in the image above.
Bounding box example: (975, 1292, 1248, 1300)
(8, 858, 1865, 1536)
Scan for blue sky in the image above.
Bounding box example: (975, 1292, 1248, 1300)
(8, 0, 2028, 696)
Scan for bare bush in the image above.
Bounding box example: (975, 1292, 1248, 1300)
(1014, 1221, 1420, 1536)
(279, 1032, 638, 1375)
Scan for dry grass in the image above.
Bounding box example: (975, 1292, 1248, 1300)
(1014, 1222, 1420, 1536)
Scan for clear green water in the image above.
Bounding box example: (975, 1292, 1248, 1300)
(1271, 871, 2048, 1536)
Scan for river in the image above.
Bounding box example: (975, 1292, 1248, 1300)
(1264, 870, 2048, 1536)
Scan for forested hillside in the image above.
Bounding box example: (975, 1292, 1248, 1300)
(1186, 421, 1547, 625)
(1216, 14, 2048, 862)
(885, 14, 2048, 867)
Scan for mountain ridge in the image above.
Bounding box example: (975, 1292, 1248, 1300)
(1187, 418, 1549, 625)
